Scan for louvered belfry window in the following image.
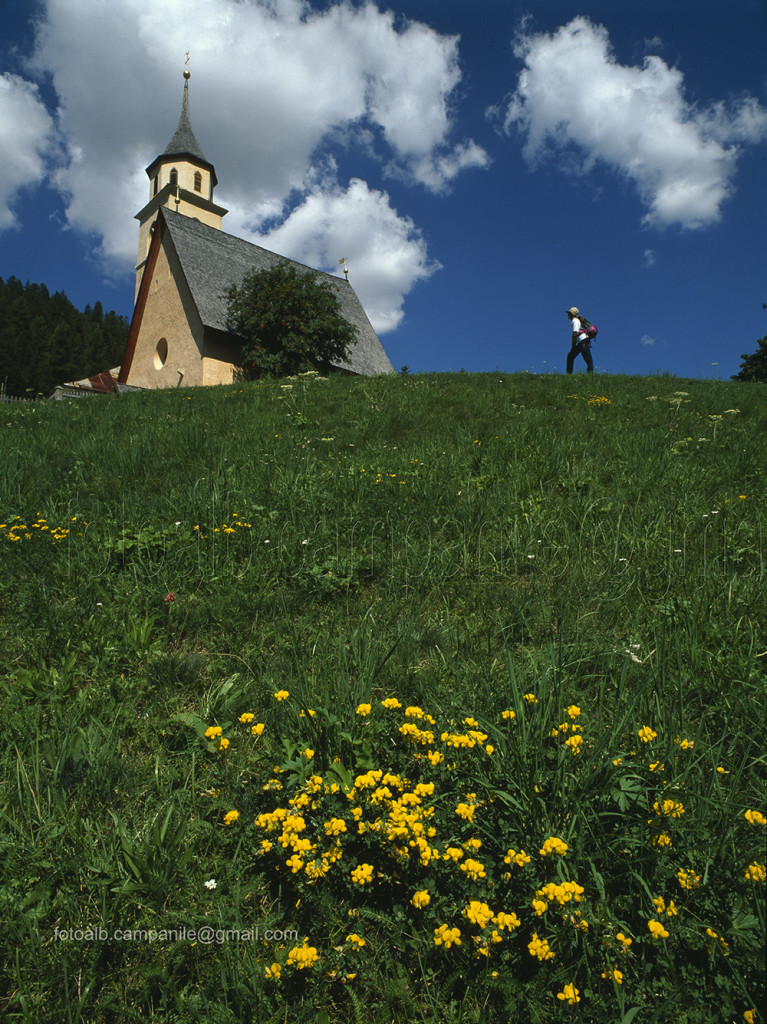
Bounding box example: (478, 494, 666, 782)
(194, 171, 202, 192)
(170, 168, 178, 189)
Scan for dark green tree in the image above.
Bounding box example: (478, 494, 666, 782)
(0, 277, 129, 396)
(225, 264, 357, 379)
(731, 336, 767, 382)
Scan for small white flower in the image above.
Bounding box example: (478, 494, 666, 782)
(301, 539, 308, 546)
(205, 879, 217, 890)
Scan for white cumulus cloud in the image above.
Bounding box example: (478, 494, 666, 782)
(249, 178, 439, 333)
(500, 17, 767, 229)
(17, 0, 487, 329)
(0, 73, 55, 229)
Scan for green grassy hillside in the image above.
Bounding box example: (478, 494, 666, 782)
(1, 372, 765, 1023)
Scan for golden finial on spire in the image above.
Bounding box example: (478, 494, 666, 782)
(338, 257, 349, 280)
(184, 52, 191, 80)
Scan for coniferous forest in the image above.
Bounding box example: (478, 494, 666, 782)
(0, 277, 129, 397)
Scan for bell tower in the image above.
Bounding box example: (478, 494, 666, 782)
(134, 64, 228, 297)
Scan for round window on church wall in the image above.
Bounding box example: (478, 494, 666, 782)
(154, 337, 169, 370)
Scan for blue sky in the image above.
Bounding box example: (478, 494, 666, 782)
(1, 0, 765, 379)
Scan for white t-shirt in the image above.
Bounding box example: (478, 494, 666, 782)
(571, 317, 587, 342)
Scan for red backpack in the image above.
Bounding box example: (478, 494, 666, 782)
(578, 314, 598, 340)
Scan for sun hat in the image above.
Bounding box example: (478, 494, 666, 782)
(567, 306, 579, 315)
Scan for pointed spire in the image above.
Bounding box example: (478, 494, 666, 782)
(163, 67, 207, 162)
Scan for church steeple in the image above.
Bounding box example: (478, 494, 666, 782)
(133, 65, 227, 298)
(163, 69, 211, 170)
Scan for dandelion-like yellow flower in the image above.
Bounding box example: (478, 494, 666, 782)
(463, 900, 493, 928)
(274, 689, 290, 701)
(565, 735, 583, 755)
(539, 836, 568, 857)
(527, 933, 554, 961)
(433, 923, 461, 948)
(677, 867, 701, 890)
(744, 862, 766, 883)
(411, 890, 431, 909)
(223, 810, 239, 826)
(381, 697, 402, 709)
(504, 848, 531, 867)
(638, 726, 657, 743)
(287, 941, 319, 969)
(356, 703, 372, 716)
(648, 919, 669, 939)
(459, 858, 486, 881)
(601, 967, 623, 984)
(557, 984, 580, 1005)
(493, 911, 520, 931)
(744, 809, 766, 826)
(351, 863, 374, 885)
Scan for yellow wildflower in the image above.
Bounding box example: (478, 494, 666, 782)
(265, 962, 281, 979)
(274, 689, 290, 701)
(204, 726, 222, 740)
(557, 984, 580, 1005)
(638, 726, 657, 743)
(351, 863, 374, 885)
(238, 712, 255, 724)
(411, 890, 431, 909)
(356, 703, 372, 716)
(744, 809, 766, 826)
(648, 919, 669, 939)
(251, 722, 265, 736)
(744, 862, 766, 883)
(539, 836, 568, 857)
(287, 941, 319, 969)
(223, 810, 239, 825)
(433, 923, 461, 949)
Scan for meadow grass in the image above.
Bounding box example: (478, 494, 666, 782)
(0, 371, 765, 1023)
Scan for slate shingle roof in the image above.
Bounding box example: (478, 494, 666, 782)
(161, 208, 394, 376)
(163, 80, 207, 162)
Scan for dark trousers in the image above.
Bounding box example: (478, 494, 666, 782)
(567, 340, 593, 373)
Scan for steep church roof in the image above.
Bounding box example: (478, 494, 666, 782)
(163, 77, 207, 162)
(160, 207, 394, 376)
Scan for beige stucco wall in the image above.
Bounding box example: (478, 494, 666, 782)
(125, 240, 206, 389)
(151, 162, 213, 200)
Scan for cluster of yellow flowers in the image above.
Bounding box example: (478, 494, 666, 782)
(743, 862, 766, 883)
(1, 514, 79, 544)
(528, 932, 554, 961)
(539, 836, 568, 857)
(199, 690, 764, 1011)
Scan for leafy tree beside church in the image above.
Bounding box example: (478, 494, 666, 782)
(0, 277, 129, 396)
(225, 265, 358, 379)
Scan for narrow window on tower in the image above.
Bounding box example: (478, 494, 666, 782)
(194, 171, 202, 192)
(170, 168, 178, 189)
(152, 176, 158, 197)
